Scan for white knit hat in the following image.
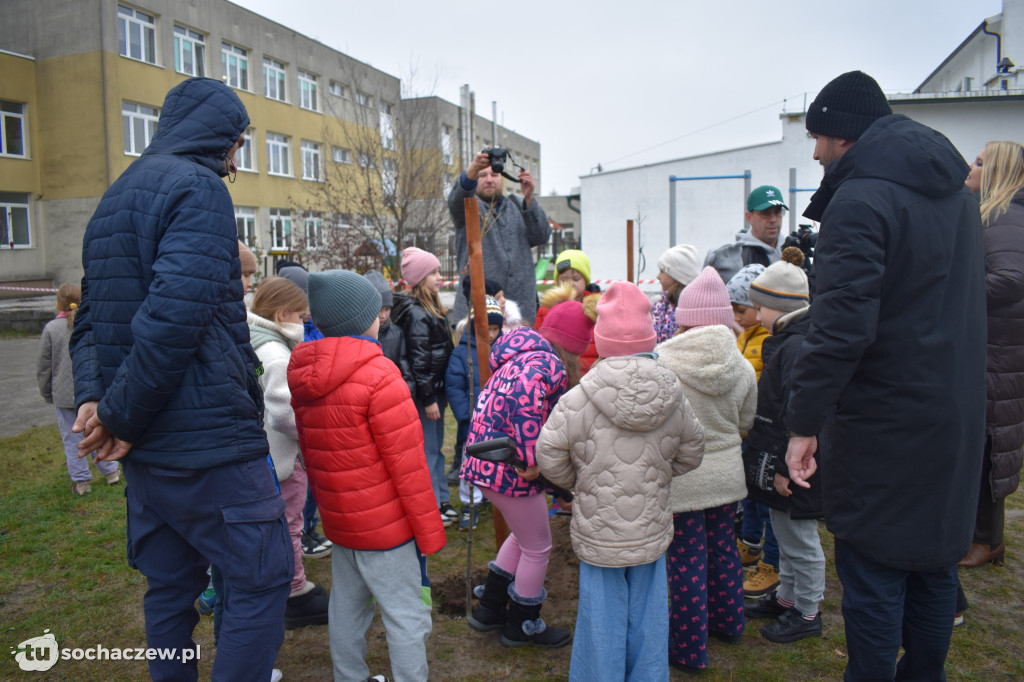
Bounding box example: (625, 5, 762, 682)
(657, 244, 701, 286)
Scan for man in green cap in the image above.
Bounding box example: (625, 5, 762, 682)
(704, 185, 788, 283)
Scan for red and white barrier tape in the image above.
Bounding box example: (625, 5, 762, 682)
(0, 285, 59, 293)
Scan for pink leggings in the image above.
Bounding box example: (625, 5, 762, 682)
(279, 459, 308, 594)
(482, 488, 551, 600)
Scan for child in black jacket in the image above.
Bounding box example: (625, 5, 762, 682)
(742, 248, 826, 644)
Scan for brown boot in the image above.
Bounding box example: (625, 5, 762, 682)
(744, 561, 780, 597)
(958, 542, 1005, 568)
(737, 539, 762, 567)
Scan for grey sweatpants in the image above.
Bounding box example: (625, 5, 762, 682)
(768, 508, 826, 617)
(329, 541, 431, 682)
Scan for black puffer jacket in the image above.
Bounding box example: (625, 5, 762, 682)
(379, 319, 416, 399)
(391, 293, 454, 406)
(787, 114, 987, 572)
(983, 190, 1024, 500)
(744, 308, 823, 520)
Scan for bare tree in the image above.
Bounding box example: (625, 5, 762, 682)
(289, 67, 455, 279)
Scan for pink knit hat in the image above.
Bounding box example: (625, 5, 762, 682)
(401, 247, 441, 288)
(593, 281, 656, 358)
(539, 300, 595, 355)
(676, 266, 736, 330)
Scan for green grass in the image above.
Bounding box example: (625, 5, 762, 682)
(2, 423, 1022, 680)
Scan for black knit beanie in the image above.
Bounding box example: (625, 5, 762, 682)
(806, 71, 892, 140)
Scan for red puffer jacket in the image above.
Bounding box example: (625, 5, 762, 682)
(288, 335, 446, 555)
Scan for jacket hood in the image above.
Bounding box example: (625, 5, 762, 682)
(772, 306, 810, 335)
(145, 78, 249, 177)
(288, 336, 384, 401)
(489, 327, 556, 373)
(247, 311, 303, 351)
(805, 114, 970, 221)
(579, 355, 683, 432)
(732, 229, 777, 252)
(656, 325, 751, 398)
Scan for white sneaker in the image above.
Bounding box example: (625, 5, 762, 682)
(270, 669, 283, 682)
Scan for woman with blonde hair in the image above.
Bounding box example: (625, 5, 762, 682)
(960, 140, 1024, 568)
(37, 283, 121, 495)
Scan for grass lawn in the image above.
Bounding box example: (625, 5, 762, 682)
(2, 423, 1022, 680)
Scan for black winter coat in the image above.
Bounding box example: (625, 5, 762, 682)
(983, 191, 1024, 500)
(744, 309, 823, 520)
(787, 114, 987, 572)
(391, 293, 454, 406)
(379, 319, 416, 400)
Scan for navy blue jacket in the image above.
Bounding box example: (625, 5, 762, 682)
(71, 78, 268, 469)
(445, 325, 497, 426)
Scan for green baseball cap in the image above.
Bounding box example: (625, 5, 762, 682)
(747, 185, 788, 211)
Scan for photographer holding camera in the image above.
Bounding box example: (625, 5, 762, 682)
(704, 185, 788, 284)
(448, 149, 551, 325)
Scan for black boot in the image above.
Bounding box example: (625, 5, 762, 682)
(468, 565, 512, 632)
(285, 583, 329, 629)
(500, 591, 571, 649)
(446, 445, 464, 486)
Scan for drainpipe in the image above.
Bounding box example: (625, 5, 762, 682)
(982, 20, 1003, 74)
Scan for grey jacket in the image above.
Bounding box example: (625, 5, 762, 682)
(537, 355, 705, 568)
(37, 317, 76, 408)
(703, 230, 780, 283)
(448, 175, 550, 324)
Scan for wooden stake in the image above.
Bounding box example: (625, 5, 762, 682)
(627, 219, 635, 283)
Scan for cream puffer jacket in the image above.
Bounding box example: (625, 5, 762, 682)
(537, 355, 705, 568)
(657, 325, 757, 513)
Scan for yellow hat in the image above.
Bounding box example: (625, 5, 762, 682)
(554, 249, 591, 284)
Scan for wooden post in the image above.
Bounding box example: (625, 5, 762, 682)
(626, 219, 635, 283)
(463, 197, 509, 549)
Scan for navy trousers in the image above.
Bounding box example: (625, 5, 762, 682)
(123, 457, 292, 682)
(835, 539, 957, 682)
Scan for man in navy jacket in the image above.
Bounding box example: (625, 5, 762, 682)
(784, 71, 985, 680)
(71, 78, 291, 680)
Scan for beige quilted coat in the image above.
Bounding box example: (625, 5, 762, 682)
(536, 355, 705, 568)
(656, 325, 758, 514)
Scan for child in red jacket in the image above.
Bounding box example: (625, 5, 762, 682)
(289, 269, 446, 682)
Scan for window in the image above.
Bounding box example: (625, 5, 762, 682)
(236, 128, 256, 172)
(266, 132, 290, 176)
(264, 58, 286, 102)
(221, 42, 248, 90)
(1, 101, 26, 157)
(379, 102, 394, 150)
(301, 140, 321, 181)
(381, 159, 397, 199)
(0, 192, 30, 248)
(355, 91, 372, 107)
(328, 81, 348, 98)
(235, 206, 257, 244)
(122, 101, 159, 156)
(305, 214, 323, 250)
(269, 208, 291, 251)
(331, 146, 351, 164)
(441, 125, 452, 165)
(335, 213, 352, 229)
(357, 151, 374, 169)
(298, 70, 318, 111)
(442, 172, 453, 195)
(117, 5, 156, 64)
(173, 25, 205, 77)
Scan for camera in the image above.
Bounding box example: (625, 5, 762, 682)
(782, 224, 817, 261)
(486, 147, 508, 175)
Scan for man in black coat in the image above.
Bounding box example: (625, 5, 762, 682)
(784, 72, 986, 680)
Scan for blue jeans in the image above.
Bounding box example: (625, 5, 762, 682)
(123, 458, 292, 682)
(835, 539, 957, 681)
(740, 498, 779, 568)
(570, 556, 668, 682)
(417, 398, 449, 505)
(301, 480, 320, 535)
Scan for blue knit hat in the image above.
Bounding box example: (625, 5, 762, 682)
(308, 270, 382, 337)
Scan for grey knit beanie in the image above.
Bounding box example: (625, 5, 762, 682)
(363, 270, 393, 308)
(278, 266, 310, 293)
(748, 249, 809, 313)
(308, 270, 382, 337)
(726, 263, 766, 307)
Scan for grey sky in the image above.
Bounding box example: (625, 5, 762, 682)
(233, 0, 1002, 195)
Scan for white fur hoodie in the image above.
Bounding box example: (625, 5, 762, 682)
(247, 311, 304, 480)
(657, 325, 757, 513)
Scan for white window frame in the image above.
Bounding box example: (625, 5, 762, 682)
(305, 214, 323, 250)
(263, 57, 287, 102)
(298, 70, 318, 111)
(266, 132, 291, 176)
(0, 192, 31, 249)
(335, 213, 352, 229)
(441, 124, 452, 165)
(221, 42, 249, 90)
(355, 91, 372, 107)
(236, 127, 256, 172)
(301, 140, 322, 181)
(381, 158, 397, 199)
(269, 208, 292, 251)
(379, 103, 395, 151)
(117, 4, 156, 64)
(173, 25, 205, 77)
(235, 206, 257, 245)
(357, 151, 374, 169)
(1, 101, 27, 158)
(122, 100, 159, 156)
(328, 80, 348, 98)
(331, 146, 351, 164)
